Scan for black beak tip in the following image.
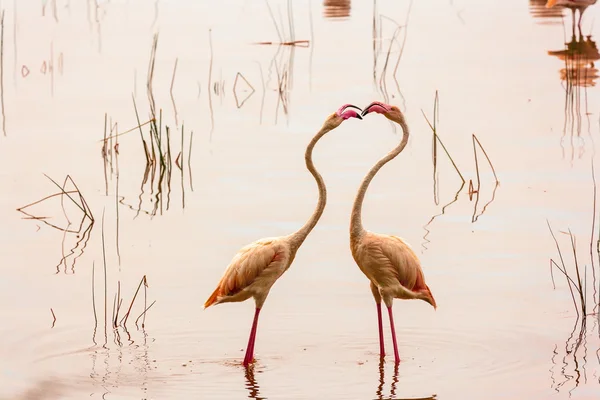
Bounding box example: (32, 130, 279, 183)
(355, 114, 363, 120)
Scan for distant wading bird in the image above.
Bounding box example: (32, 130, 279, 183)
(204, 104, 363, 367)
(350, 102, 437, 364)
(546, 0, 597, 28)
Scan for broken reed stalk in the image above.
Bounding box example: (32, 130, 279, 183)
(120, 275, 147, 328)
(591, 160, 599, 313)
(100, 119, 154, 142)
(170, 57, 179, 126)
(132, 94, 151, 165)
(43, 174, 88, 217)
(91, 261, 97, 345)
(181, 124, 185, 208)
(101, 209, 108, 346)
(50, 308, 56, 328)
(113, 280, 121, 328)
(1, 9, 6, 137)
(208, 29, 214, 138)
(135, 300, 156, 329)
(146, 32, 159, 118)
(472, 134, 499, 184)
(548, 220, 586, 318)
(568, 229, 587, 316)
(103, 113, 108, 196)
(188, 130, 194, 192)
(421, 109, 465, 184)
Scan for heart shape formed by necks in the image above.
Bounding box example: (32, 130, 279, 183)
(335, 104, 363, 120)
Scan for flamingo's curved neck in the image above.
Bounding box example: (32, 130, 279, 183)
(350, 116, 410, 243)
(289, 125, 331, 252)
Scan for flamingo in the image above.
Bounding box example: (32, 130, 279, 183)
(350, 101, 437, 364)
(546, 0, 597, 29)
(204, 104, 363, 367)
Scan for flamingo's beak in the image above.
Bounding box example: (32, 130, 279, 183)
(336, 104, 363, 120)
(361, 102, 390, 117)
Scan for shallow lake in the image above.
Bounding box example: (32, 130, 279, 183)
(1, 0, 600, 399)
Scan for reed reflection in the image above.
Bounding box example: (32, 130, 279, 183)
(323, 0, 351, 19)
(16, 174, 94, 274)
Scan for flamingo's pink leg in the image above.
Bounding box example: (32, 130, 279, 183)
(376, 303, 385, 358)
(243, 308, 261, 367)
(387, 305, 400, 364)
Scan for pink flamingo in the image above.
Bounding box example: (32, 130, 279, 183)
(350, 101, 437, 364)
(204, 104, 363, 367)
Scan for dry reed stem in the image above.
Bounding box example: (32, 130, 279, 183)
(188, 130, 194, 192)
(1, 9, 6, 136)
(91, 261, 97, 345)
(548, 220, 585, 318)
(101, 209, 108, 347)
(170, 57, 179, 126)
(135, 300, 156, 329)
(121, 275, 147, 329)
(421, 109, 465, 183)
(99, 118, 154, 142)
(132, 95, 151, 165)
(208, 29, 214, 139)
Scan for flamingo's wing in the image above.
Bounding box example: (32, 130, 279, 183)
(204, 238, 285, 307)
(369, 234, 423, 290)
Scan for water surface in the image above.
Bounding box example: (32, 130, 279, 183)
(1, 1, 600, 399)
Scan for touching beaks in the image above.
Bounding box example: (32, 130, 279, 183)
(336, 104, 363, 120)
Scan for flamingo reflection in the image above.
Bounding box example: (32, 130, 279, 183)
(547, 28, 599, 161)
(375, 358, 436, 400)
(245, 367, 266, 400)
(546, 0, 597, 31)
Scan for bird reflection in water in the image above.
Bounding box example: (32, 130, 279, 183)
(547, 0, 597, 32)
(529, 0, 565, 24)
(547, 28, 599, 161)
(375, 359, 436, 400)
(244, 367, 266, 400)
(323, 0, 351, 19)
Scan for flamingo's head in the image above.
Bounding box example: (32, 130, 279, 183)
(324, 104, 363, 129)
(361, 101, 404, 123)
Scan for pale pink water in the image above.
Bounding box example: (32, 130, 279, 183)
(0, 1, 599, 399)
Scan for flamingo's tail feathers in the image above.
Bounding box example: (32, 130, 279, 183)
(204, 287, 222, 309)
(546, 0, 558, 8)
(424, 285, 437, 310)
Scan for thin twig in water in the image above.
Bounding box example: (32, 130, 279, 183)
(181, 124, 185, 208)
(188, 130, 194, 192)
(121, 276, 147, 328)
(208, 29, 214, 139)
(233, 72, 256, 109)
(101, 209, 108, 348)
(548, 220, 583, 318)
(135, 300, 156, 329)
(132, 95, 151, 165)
(50, 308, 56, 328)
(1, 9, 6, 136)
(471, 134, 500, 222)
(590, 160, 597, 313)
(170, 57, 179, 126)
(103, 113, 108, 196)
(421, 110, 465, 183)
(91, 261, 97, 345)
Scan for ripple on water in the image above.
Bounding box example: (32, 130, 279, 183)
(384, 321, 554, 382)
